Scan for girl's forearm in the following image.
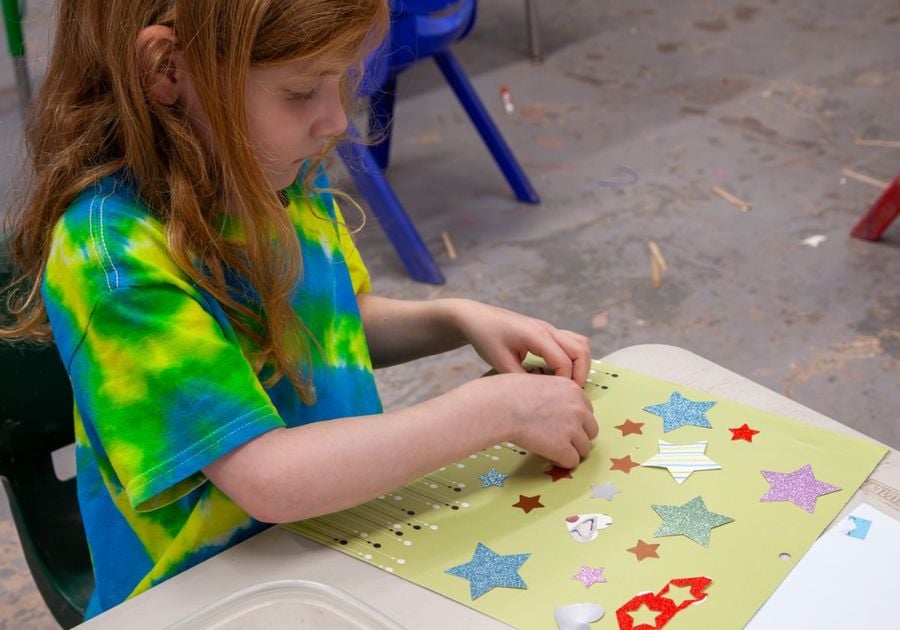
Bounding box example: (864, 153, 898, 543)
(203, 378, 509, 523)
(357, 294, 470, 367)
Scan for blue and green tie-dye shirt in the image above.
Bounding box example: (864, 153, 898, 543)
(42, 169, 382, 618)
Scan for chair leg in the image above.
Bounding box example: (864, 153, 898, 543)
(2, 0, 32, 114)
(433, 50, 540, 204)
(524, 0, 543, 64)
(338, 123, 445, 284)
(851, 175, 900, 241)
(368, 74, 397, 171)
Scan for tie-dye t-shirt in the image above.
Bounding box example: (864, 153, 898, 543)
(41, 169, 382, 618)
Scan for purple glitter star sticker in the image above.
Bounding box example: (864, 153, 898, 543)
(572, 565, 607, 588)
(759, 464, 841, 513)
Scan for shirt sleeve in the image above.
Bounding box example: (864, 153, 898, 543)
(332, 200, 372, 295)
(68, 283, 285, 512)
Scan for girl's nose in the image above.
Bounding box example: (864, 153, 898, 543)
(311, 88, 348, 139)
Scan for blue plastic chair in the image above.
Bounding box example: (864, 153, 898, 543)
(339, 0, 539, 284)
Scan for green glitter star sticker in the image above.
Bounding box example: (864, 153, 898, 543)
(651, 496, 733, 547)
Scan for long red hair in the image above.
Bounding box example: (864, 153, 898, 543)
(2, 0, 389, 403)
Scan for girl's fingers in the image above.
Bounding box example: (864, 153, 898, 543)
(494, 353, 528, 374)
(528, 333, 574, 381)
(572, 429, 593, 460)
(552, 445, 581, 470)
(545, 328, 592, 385)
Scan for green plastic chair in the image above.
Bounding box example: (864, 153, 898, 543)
(0, 241, 93, 628)
(2, 0, 32, 113)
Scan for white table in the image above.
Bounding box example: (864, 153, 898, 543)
(77, 345, 900, 629)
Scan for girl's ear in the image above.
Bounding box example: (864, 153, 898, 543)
(136, 25, 181, 106)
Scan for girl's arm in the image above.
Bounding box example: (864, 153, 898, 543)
(358, 294, 593, 385)
(203, 371, 597, 523)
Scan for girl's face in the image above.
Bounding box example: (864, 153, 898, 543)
(142, 26, 352, 193)
(244, 59, 349, 190)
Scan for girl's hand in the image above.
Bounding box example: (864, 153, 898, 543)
(451, 300, 593, 386)
(464, 372, 599, 468)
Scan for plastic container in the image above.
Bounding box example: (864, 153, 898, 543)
(165, 579, 407, 629)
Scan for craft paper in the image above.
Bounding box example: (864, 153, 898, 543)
(640, 440, 721, 484)
(747, 503, 900, 629)
(285, 361, 887, 630)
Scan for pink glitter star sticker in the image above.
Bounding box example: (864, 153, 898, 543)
(572, 565, 607, 588)
(759, 464, 841, 513)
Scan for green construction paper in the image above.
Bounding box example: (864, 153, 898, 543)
(284, 362, 887, 630)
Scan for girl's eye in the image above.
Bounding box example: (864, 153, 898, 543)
(286, 89, 318, 103)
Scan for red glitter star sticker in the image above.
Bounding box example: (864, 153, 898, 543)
(615, 419, 645, 436)
(626, 539, 660, 561)
(545, 466, 574, 482)
(616, 576, 711, 630)
(610, 455, 639, 473)
(616, 593, 674, 630)
(729, 423, 760, 442)
(657, 577, 711, 612)
(512, 495, 544, 514)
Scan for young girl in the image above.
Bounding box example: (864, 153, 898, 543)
(1, 0, 597, 618)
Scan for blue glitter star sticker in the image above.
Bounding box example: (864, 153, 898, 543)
(644, 391, 716, 433)
(445, 542, 530, 599)
(478, 467, 509, 488)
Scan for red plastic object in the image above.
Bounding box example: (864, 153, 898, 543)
(851, 175, 900, 240)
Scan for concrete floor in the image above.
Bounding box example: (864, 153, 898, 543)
(1, 0, 898, 627)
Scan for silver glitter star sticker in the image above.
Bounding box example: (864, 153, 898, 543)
(590, 482, 622, 501)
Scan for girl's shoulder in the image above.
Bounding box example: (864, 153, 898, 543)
(45, 174, 184, 297)
(60, 174, 164, 241)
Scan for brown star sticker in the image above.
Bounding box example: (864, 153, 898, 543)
(614, 419, 644, 436)
(609, 455, 638, 473)
(627, 539, 660, 561)
(512, 494, 544, 514)
(545, 466, 574, 482)
(729, 423, 760, 442)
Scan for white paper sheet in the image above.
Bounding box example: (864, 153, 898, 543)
(747, 502, 900, 629)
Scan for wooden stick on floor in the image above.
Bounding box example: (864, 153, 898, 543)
(841, 168, 890, 190)
(648, 241, 667, 288)
(854, 138, 900, 149)
(440, 230, 458, 260)
(712, 186, 751, 211)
